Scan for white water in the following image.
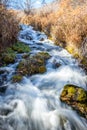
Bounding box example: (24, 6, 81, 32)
(0, 24, 87, 130)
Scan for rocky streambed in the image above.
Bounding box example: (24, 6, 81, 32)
(0, 24, 87, 130)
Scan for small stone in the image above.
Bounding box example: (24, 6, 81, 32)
(40, 38, 44, 41)
(12, 75, 23, 83)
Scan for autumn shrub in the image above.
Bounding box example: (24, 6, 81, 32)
(51, 0, 87, 55)
(0, 4, 19, 52)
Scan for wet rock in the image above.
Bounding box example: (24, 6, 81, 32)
(60, 84, 87, 119)
(39, 37, 44, 41)
(0, 70, 5, 74)
(53, 60, 61, 68)
(54, 63, 61, 68)
(17, 52, 51, 76)
(0, 85, 7, 93)
(0, 75, 7, 86)
(20, 31, 33, 40)
(80, 56, 87, 73)
(0, 107, 13, 116)
(26, 34, 33, 40)
(12, 75, 23, 83)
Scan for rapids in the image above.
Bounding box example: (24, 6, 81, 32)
(0, 24, 87, 130)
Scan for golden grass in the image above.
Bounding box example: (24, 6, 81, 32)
(19, 0, 87, 57)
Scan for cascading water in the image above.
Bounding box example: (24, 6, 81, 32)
(0, 24, 87, 130)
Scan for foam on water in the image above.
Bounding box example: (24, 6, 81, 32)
(0, 24, 87, 130)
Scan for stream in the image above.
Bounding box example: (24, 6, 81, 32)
(0, 24, 87, 130)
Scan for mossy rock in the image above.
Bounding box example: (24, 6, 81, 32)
(17, 58, 46, 76)
(66, 46, 80, 59)
(12, 42, 30, 53)
(17, 60, 29, 76)
(81, 57, 87, 66)
(22, 54, 30, 59)
(2, 48, 16, 64)
(39, 66, 46, 73)
(77, 88, 87, 102)
(17, 52, 50, 76)
(12, 75, 23, 83)
(60, 84, 87, 119)
(34, 52, 51, 60)
(80, 56, 87, 72)
(66, 46, 75, 54)
(2, 53, 16, 64)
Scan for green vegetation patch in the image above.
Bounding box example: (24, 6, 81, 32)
(2, 48, 16, 64)
(12, 75, 23, 83)
(0, 41, 31, 67)
(12, 42, 30, 53)
(77, 88, 87, 102)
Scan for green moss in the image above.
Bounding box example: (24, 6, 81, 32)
(6, 48, 15, 53)
(39, 66, 46, 73)
(3, 53, 16, 64)
(17, 60, 25, 69)
(66, 46, 81, 59)
(68, 87, 76, 95)
(77, 88, 87, 102)
(73, 53, 80, 59)
(61, 85, 76, 98)
(2, 47, 16, 64)
(16, 52, 50, 76)
(66, 46, 74, 54)
(36, 52, 51, 60)
(81, 57, 87, 66)
(17, 60, 28, 75)
(17, 59, 46, 76)
(12, 42, 30, 53)
(61, 89, 67, 97)
(12, 75, 23, 82)
(60, 84, 87, 119)
(48, 36, 53, 41)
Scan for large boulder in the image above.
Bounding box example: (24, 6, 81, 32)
(60, 84, 87, 119)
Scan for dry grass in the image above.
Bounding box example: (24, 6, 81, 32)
(0, 4, 19, 52)
(1, 0, 86, 57)
(19, 0, 87, 57)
